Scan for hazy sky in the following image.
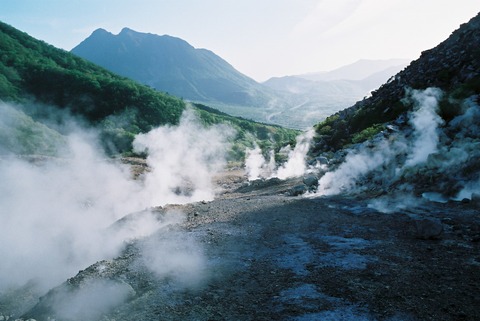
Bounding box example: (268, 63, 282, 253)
(1, 0, 480, 81)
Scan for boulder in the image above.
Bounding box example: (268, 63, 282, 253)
(303, 175, 319, 188)
(415, 218, 444, 240)
(315, 156, 329, 165)
(308, 156, 329, 166)
(289, 184, 307, 196)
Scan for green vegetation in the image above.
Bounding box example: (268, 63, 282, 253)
(0, 22, 184, 126)
(0, 21, 298, 158)
(193, 103, 299, 160)
(351, 124, 384, 144)
(314, 77, 480, 152)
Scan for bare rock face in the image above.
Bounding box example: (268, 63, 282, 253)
(415, 218, 444, 240)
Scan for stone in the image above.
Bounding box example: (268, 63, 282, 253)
(289, 184, 307, 196)
(315, 156, 329, 165)
(460, 198, 470, 204)
(303, 175, 319, 187)
(415, 218, 444, 240)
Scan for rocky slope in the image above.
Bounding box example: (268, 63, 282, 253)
(307, 12, 480, 199)
(6, 172, 479, 321)
(313, 12, 480, 151)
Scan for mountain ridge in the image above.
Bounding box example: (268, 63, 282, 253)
(299, 58, 410, 82)
(72, 28, 274, 108)
(72, 29, 412, 129)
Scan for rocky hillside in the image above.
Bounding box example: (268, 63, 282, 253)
(307, 12, 480, 199)
(313, 12, 480, 152)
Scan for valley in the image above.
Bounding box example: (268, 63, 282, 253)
(71, 28, 408, 129)
(0, 7, 479, 321)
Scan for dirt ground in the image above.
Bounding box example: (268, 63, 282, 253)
(20, 170, 480, 321)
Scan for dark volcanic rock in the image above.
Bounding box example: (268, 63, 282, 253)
(415, 218, 444, 240)
(289, 184, 308, 196)
(303, 174, 319, 188)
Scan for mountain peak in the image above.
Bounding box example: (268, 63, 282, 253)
(115, 27, 185, 44)
(90, 28, 112, 37)
(119, 27, 138, 36)
(71, 28, 265, 108)
(120, 27, 134, 33)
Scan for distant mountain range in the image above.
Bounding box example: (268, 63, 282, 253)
(72, 28, 410, 129)
(71, 28, 276, 109)
(262, 59, 409, 128)
(265, 59, 409, 95)
(298, 59, 410, 82)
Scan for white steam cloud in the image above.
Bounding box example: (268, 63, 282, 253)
(316, 88, 446, 196)
(139, 223, 206, 288)
(317, 139, 402, 195)
(51, 279, 134, 320)
(244, 129, 315, 180)
(244, 144, 275, 180)
(404, 88, 444, 167)
(0, 106, 232, 298)
(133, 109, 234, 204)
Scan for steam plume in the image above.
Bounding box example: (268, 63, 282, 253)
(316, 88, 445, 196)
(133, 109, 234, 204)
(404, 88, 444, 167)
(245, 129, 315, 180)
(0, 106, 231, 298)
(244, 143, 275, 180)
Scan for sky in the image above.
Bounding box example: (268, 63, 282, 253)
(1, 0, 480, 82)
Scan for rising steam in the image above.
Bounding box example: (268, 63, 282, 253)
(133, 109, 234, 204)
(317, 88, 444, 196)
(404, 88, 444, 167)
(315, 87, 480, 201)
(0, 106, 232, 298)
(244, 129, 315, 180)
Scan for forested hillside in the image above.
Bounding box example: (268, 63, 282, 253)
(0, 22, 297, 156)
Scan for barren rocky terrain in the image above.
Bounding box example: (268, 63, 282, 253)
(1, 9, 479, 321)
(11, 170, 479, 321)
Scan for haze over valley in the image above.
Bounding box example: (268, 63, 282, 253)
(0, 3, 480, 320)
(71, 27, 409, 129)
